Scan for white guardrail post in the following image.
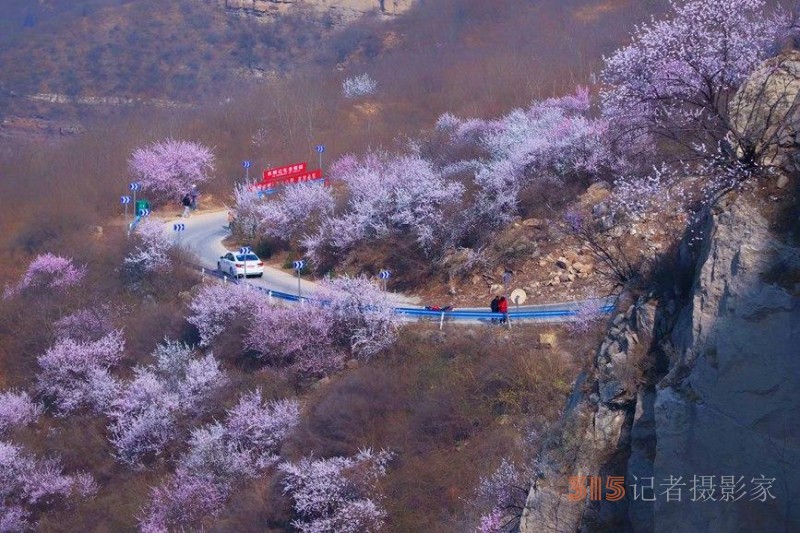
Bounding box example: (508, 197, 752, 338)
(439, 312, 445, 331)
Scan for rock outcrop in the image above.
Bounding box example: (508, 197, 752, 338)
(728, 50, 800, 181)
(521, 51, 800, 533)
(519, 297, 657, 533)
(219, 0, 414, 22)
(645, 196, 800, 532)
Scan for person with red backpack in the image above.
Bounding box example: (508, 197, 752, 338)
(498, 296, 509, 324)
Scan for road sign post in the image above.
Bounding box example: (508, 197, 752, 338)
(123, 181, 141, 237)
(121, 195, 131, 223)
(240, 246, 251, 280)
(293, 260, 305, 298)
(243, 160, 251, 183)
(316, 145, 325, 173)
(379, 269, 391, 292)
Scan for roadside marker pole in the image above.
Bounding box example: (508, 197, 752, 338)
(293, 260, 305, 298)
(316, 145, 325, 173)
(439, 312, 445, 331)
(239, 247, 251, 281)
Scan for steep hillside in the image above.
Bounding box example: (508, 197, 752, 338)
(519, 51, 800, 533)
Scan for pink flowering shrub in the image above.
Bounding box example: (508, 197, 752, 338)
(53, 306, 114, 343)
(602, 0, 781, 149)
(129, 139, 214, 204)
(187, 283, 265, 347)
(601, 0, 787, 215)
(36, 331, 125, 416)
(139, 390, 300, 531)
(279, 448, 393, 533)
(438, 88, 618, 227)
(473, 459, 528, 533)
(315, 276, 401, 360)
(139, 472, 226, 533)
(0, 440, 96, 530)
(244, 304, 345, 378)
(223, 391, 300, 467)
(124, 218, 174, 274)
(342, 73, 377, 99)
(107, 341, 226, 465)
(304, 151, 464, 262)
(0, 391, 42, 437)
(260, 182, 335, 244)
(567, 292, 609, 334)
(3, 253, 86, 299)
(231, 183, 268, 240)
(478, 508, 504, 533)
(232, 181, 334, 244)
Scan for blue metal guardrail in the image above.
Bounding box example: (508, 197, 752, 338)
(203, 267, 616, 321)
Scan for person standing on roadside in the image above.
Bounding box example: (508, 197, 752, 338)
(490, 296, 501, 323)
(498, 296, 509, 324)
(189, 185, 199, 212)
(181, 192, 192, 218)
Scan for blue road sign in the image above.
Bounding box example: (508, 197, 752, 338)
(173, 223, 186, 232)
(239, 246, 252, 254)
(138, 208, 150, 217)
(316, 145, 325, 154)
(379, 270, 391, 280)
(129, 182, 141, 191)
(293, 260, 305, 270)
(121, 196, 131, 204)
(243, 160, 252, 169)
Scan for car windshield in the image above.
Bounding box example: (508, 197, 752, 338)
(236, 254, 259, 261)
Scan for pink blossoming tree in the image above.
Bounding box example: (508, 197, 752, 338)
(304, 151, 464, 263)
(473, 459, 530, 533)
(3, 253, 86, 299)
(437, 88, 619, 227)
(129, 139, 214, 204)
(601, 0, 787, 214)
(279, 448, 393, 533)
(260, 182, 335, 244)
(139, 390, 300, 531)
(245, 303, 345, 378)
(53, 306, 115, 343)
(315, 275, 401, 360)
(124, 218, 175, 274)
(107, 341, 226, 465)
(0, 391, 42, 437)
(602, 0, 781, 152)
(0, 440, 96, 531)
(231, 183, 267, 241)
(36, 331, 125, 416)
(187, 283, 265, 347)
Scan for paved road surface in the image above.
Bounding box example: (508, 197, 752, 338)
(164, 210, 613, 317)
(165, 210, 422, 306)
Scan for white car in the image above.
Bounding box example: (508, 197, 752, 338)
(217, 252, 264, 278)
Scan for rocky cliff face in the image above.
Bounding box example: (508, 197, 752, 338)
(220, 0, 414, 22)
(645, 196, 800, 532)
(520, 53, 800, 533)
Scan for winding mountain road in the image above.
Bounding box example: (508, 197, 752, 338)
(164, 210, 613, 321)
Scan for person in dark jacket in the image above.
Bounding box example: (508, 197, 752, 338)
(181, 193, 192, 218)
(498, 296, 509, 324)
(490, 296, 501, 323)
